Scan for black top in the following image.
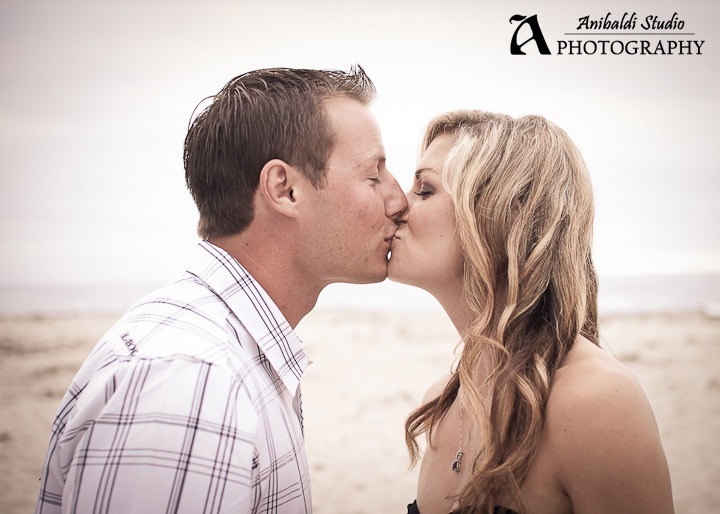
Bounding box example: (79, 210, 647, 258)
(407, 499, 519, 514)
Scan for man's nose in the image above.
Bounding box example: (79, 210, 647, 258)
(383, 174, 408, 221)
(394, 189, 414, 226)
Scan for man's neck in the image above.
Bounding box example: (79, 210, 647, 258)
(208, 233, 322, 328)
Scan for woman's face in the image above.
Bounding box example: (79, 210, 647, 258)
(388, 134, 464, 294)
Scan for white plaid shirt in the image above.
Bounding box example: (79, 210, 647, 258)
(36, 241, 311, 513)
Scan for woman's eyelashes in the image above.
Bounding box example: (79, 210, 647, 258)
(413, 180, 434, 198)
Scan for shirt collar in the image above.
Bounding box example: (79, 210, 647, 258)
(186, 240, 308, 397)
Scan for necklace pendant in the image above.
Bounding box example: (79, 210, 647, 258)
(451, 450, 464, 472)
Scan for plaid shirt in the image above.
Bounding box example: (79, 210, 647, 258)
(36, 241, 311, 513)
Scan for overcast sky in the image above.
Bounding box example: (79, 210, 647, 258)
(1, 0, 718, 298)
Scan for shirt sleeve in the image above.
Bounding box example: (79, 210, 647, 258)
(48, 355, 259, 514)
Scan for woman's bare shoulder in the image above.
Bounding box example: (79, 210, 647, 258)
(543, 337, 674, 512)
(550, 336, 641, 400)
(546, 336, 656, 443)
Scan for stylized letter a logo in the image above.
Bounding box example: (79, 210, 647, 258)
(509, 14, 551, 55)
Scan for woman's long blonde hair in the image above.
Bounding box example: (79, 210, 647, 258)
(405, 110, 599, 513)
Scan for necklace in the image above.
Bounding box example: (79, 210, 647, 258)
(451, 400, 464, 472)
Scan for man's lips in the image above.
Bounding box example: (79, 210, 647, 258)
(389, 233, 401, 251)
(386, 225, 404, 245)
(384, 228, 399, 243)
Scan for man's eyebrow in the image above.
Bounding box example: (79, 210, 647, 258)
(414, 167, 437, 180)
(362, 154, 385, 167)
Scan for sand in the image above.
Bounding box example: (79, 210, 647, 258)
(1, 309, 718, 513)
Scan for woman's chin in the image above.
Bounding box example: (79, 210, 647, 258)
(387, 261, 416, 287)
(386, 259, 403, 283)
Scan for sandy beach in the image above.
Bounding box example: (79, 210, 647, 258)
(1, 309, 718, 513)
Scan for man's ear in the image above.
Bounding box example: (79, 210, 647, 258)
(257, 159, 302, 217)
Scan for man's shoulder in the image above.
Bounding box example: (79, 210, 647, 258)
(102, 274, 248, 365)
(62, 274, 268, 420)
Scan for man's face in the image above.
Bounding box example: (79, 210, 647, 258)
(300, 96, 407, 286)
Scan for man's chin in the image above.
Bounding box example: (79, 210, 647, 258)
(343, 264, 389, 285)
(348, 272, 388, 285)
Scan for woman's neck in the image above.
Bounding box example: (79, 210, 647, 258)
(430, 284, 473, 339)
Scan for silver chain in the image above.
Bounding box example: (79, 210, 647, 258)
(451, 400, 464, 472)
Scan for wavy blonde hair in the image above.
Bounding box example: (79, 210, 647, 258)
(405, 110, 599, 513)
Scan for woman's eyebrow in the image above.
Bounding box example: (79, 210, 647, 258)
(415, 167, 437, 180)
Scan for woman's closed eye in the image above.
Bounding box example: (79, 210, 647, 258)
(413, 180, 434, 198)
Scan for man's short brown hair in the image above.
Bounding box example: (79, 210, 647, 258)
(184, 65, 376, 239)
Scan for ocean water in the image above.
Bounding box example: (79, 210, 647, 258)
(1, 274, 719, 318)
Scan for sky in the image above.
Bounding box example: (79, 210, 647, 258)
(0, 0, 718, 311)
